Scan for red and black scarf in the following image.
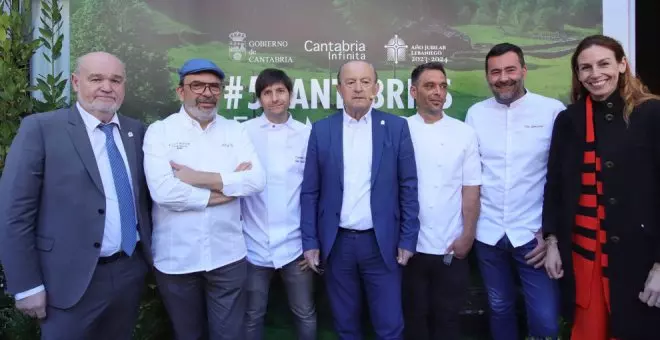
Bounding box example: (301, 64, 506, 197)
(572, 95, 611, 311)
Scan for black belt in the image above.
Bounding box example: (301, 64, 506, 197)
(98, 243, 141, 265)
(338, 227, 373, 234)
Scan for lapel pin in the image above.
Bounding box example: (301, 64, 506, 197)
(128, 132, 134, 137)
(380, 120, 385, 125)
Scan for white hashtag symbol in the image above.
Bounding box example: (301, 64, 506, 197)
(224, 76, 244, 109)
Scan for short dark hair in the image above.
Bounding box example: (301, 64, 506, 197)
(255, 68, 293, 98)
(485, 43, 526, 72)
(410, 62, 447, 85)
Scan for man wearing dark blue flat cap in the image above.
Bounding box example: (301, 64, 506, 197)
(144, 58, 265, 340)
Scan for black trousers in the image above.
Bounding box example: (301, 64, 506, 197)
(402, 252, 469, 340)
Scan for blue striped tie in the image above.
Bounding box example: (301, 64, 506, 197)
(99, 123, 137, 256)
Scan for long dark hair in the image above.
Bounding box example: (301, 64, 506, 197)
(570, 34, 659, 119)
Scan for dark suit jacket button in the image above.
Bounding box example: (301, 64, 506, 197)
(98, 209, 105, 214)
(93, 242, 101, 248)
(605, 114, 614, 121)
(608, 197, 617, 205)
(605, 161, 614, 168)
(606, 102, 613, 108)
(610, 236, 620, 243)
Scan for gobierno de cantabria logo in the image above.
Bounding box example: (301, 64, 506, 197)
(229, 31, 247, 61)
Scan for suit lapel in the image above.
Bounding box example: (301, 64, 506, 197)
(117, 115, 140, 202)
(371, 110, 385, 187)
(67, 106, 104, 194)
(330, 112, 344, 188)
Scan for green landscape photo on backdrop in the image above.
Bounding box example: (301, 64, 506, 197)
(69, 0, 601, 124)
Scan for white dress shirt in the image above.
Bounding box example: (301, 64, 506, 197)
(143, 107, 265, 274)
(465, 91, 565, 247)
(407, 113, 481, 255)
(340, 109, 373, 230)
(16, 102, 139, 300)
(241, 114, 311, 268)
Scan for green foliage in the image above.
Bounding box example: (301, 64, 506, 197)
(510, 2, 535, 32)
(1, 1, 67, 337)
(466, 0, 600, 32)
(0, 0, 41, 171)
(532, 7, 563, 32)
(0, 280, 40, 340)
(131, 275, 172, 340)
(70, 0, 178, 121)
(34, 0, 67, 112)
(457, 6, 473, 24)
(331, 0, 399, 36)
(471, 0, 498, 25)
(566, 0, 602, 27)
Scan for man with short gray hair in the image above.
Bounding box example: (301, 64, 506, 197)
(0, 51, 152, 339)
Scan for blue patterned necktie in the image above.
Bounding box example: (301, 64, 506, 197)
(99, 123, 137, 256)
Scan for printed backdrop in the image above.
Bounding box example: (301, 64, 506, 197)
(69, 0, 603, 123)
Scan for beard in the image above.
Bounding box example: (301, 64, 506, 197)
(184, 98, 217, 122)
(490, 79, 525, 105)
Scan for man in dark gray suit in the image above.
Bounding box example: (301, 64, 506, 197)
(0, 51, 152, 340)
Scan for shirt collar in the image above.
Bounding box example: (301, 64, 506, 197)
(257, 112, 295, 130)
(343, 108, 372, 125)
(77, 101, 120, 134)
(414, 111, 447, 125)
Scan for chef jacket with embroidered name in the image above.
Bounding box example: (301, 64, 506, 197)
(465, 91, 565, 247)
(143, 108, 265, 274)
(241, 114, 311, 269)
(407, 113, 481, 255)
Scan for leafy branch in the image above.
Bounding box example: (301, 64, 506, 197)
(0, 0, 41, 171)
(34, 0, 67, 112)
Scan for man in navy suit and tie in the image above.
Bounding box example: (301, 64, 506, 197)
(301, 60, 420, 340)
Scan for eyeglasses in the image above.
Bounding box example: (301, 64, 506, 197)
(185, 81, 224, 95)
